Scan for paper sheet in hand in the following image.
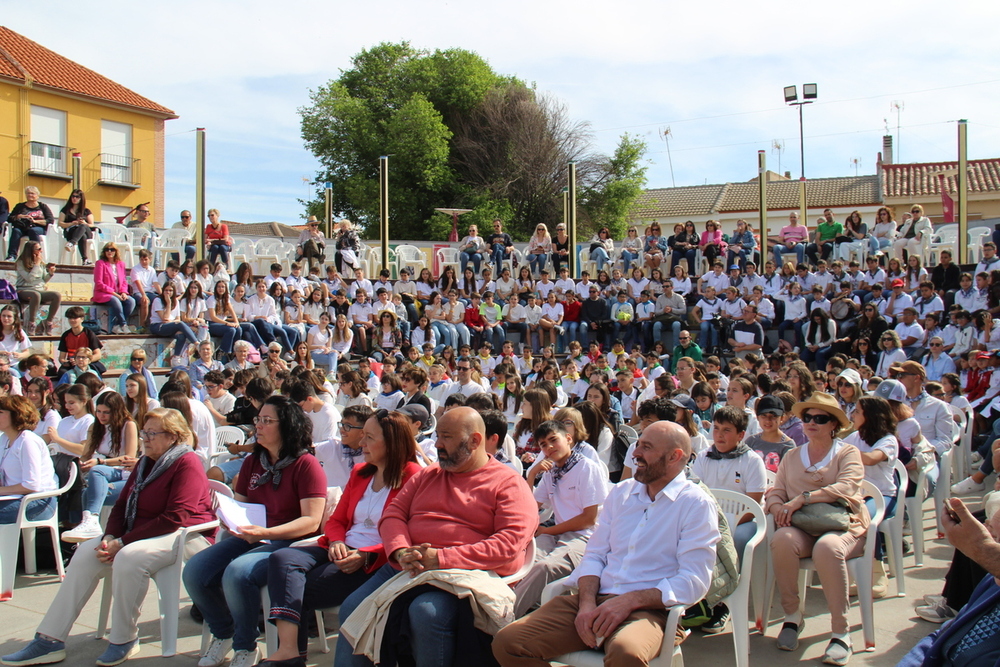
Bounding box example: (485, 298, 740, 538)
(734, 330, 756, 345)
(214, 494, 267, 534)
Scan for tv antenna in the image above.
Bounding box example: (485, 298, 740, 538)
(850, 157, 862, 176)
(771, 139, 785, 175)
(660, 127, 676, 187)
(891, 100, 905, 161)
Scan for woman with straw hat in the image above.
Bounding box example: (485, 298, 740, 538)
(764, 391, 869, 666)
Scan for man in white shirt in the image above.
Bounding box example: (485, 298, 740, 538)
(553, 267, 576, 302)
(314, 403, 370, 489)
(976, 242, 1000, 276)
(493, 421, 720, 665)
(575, 271, 596, 298)
(953, 273, 983, 313)
(535, 270, 556, 301)
(441, 357, 488, 413)
(347, 267, 374, 300)
(894, 307, 925, 357)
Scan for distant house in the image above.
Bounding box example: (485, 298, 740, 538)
(0, 26, 176, 225)
(880, 158, 1000, 223)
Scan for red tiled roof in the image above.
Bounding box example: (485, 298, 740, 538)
(634, 175, 880, 218)
(881, 159, 1000, 198)
(0, 26, 176, 118)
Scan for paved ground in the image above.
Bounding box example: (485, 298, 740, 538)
(0, 493, 975, 667)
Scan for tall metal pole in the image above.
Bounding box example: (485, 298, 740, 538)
(324, 182, 333, 240)
(379, 156, 389, 274)
(758, 150, 768, 257)
(797, 104, 808, 227)
(195, 128, 206, 261)
(71, 152, 81, 191)
(567, 162, 577, 278)
(958, 120, 969, 266)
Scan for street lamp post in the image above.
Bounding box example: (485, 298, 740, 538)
(784, 84, 817, 224)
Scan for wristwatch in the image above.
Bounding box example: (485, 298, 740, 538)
(801, 491, 812, 504)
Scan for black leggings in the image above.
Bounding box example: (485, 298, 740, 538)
(63, 224, 93, 259)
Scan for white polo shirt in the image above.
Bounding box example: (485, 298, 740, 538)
(534, 454, 610, 540)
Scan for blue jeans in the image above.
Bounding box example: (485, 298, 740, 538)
(671, 249, 696, 274)
(800, 344, 832, 369)
(490, 244, 509, 272)
(590, 247, 610, 271)
(7, 227, 42, 258)
(728, 248, 750, 269)
(699, 320, 719, 350)
(209, 243, 231, 267)
(208, 323, 240, 355)
(311, 351, 338, 373)
(865, 495, 897, 559)
(81, 465, 126, 515)
(431, 321, 452, 348)
(150, 321, 199, 355)
(620, 250, 639, 274)
(237, 323, 265, 349)
(0, 495, 55, 524)
(526, 253, 547, 276)
(452, 322, 471, 348)
(182, 535, 294, 651)
(336, 563, 459, 667)
(216, 456, 246, 484)
(773, 243, 805, 267)
(98, 296, 136, 328)
(734, 520, 759, 568)
(561, 321, 580, 352)
(777, 319, 804, 347)
(252, 320, 294, 351)
(653, 319, 683, 348)
(459, 252, 482, 275)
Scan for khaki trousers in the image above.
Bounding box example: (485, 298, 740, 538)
(493, 592, 669, 667)
(38, 530, 209, 645)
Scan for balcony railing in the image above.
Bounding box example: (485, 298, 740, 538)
(99, 153, 140, 188)
(28, 141, 70, 178)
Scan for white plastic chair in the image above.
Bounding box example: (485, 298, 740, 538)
(968, 228, 991, 263)
(927, 226, 958, 266)
(152, 229, 189, 268)
(933, 448, 954, 539)
(231, 238, 256, 271)
(708, 489, 767, 667)
(760, 481, 885, 652)
(579, 247, 598, 279)
(0, 464, 78, 601)
(210, 426, 246, 467)
(255, 239, 285, 275)
(94, 520, 219, 656)
(123, 227, 152, 266)
(95, 223, 136, 267)
(502, 247, 525, 276)
(879, 460, 909, 597)
(904, 456, 934, 567)
(436, 247, 460, 279)
(393, 245, 427, 279)
(541, 577, 686, 667)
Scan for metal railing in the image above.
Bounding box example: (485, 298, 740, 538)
(28, 141, 69, 177)
(99, 153, 140, 187)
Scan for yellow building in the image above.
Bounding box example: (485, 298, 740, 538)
(0, 26, 176, 225)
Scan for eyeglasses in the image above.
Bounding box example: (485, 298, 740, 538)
(204, 384, 219, 391)
(253, 416, 278, 425)
(268, 349, 280, 354)
(131, 357, 144, 362)
(140, 430, 167, 440)
(801, 413, 835, 425)
(181, 215, 191, 219)
(339, 422, 363, 432)
(930, 342, 942, 347)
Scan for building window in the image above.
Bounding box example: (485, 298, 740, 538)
(100, 120, 138, 186)
(29, 106, 68, 177)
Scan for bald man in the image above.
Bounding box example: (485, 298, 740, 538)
(335, 407, 538, 667)
(493, 422, 721, 667)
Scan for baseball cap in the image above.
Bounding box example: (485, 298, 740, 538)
(755, 395, 785, 416)
(396, 404, 430, 429)
(729, 264, 741, 271)
(873, 379, 907, 402)
(889, 360, 926, 377)
(837, 368, 863, 387)
(977, 351, 992, 360)
(891, 278, 905, 288)
(669, 395, 697, 411)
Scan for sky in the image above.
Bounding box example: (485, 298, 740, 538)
(6, 0, 1000, 225)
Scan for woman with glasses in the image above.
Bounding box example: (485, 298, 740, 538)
(205, 209, 232, 270)
(57, 189, 95, 265)
(587, 227, 615, 273)
(852, 303, 888, 356)
(262, 409, 420, 665)
(764, 392, 869, 664)
(186, 396, 326, 667)
(551, 224, 571, 276)
(1, 407, 215, 667)
(525, 224, 552, 278)
(620, 226, 643, 274)
(458, 225, 486, 276)
(834, 368, 864, 423)
(871, 207, 896, 254)
(6, 186, 53, 262)
(60, 393, 139, 543)
(643, 224, 667, 270)
(93, 243, 136, 335)
(727, 219, 756, 270)
(892, 204, 933, 262)
(875, 330, 906, 378)
(15, 241, 62, 336)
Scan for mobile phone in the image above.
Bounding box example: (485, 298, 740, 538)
(945, 507, 961, 524)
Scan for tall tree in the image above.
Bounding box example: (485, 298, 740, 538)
(579, 133, 649, 238)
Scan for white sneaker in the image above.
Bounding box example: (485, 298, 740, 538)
(197, 637, 232, 667)
(227, 649, 258, 667)
(62, 511, 103, 543)
(951, 476, 986, 495)
(110, 325, 122, 335)
(119, 325, 132, 334)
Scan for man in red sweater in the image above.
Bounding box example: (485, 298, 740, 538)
(335, 407, 537, 666)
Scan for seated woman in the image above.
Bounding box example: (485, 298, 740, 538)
(184, 396, 326, 667)
(61, 393, 139, 543)
(0, 407, 215, 666)
(261, 410, 420, 666)
(0, 395, 58, 528)
(765, 392, 869, 666)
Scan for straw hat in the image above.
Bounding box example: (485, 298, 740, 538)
(790, 391, 850, 432)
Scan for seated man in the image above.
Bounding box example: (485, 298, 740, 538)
(335, 407, 537, 666)
(493, 421, 720, 666)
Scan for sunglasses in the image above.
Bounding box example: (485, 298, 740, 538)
(801, 413, 835, 425)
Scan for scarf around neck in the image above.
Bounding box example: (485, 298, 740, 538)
(125, 444, 192, 532)
(249, 450, 304, 491)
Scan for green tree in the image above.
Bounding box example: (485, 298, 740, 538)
(579, 133, 649, 239)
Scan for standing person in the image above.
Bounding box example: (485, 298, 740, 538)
(185, 396, 326, 667)
(773, 211, 808, 267)
(6, 186, 53, 262)
(15, 241, 61, 336)
(765, 392, 869, 664)
(261, 410, 421, 663)
(57, 189, 95, 265)
(458, 224, 487, 276)
(487, 219, 515, 273)
(205, 209, 231, 270)
(892, 205, 933, 261)
(93, 243, 136, 335)
(493, 421, 720, 667)
(525, 224, 552, 278)
(0, 407, 215, 667)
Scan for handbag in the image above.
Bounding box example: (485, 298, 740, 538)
(791, 500, 851, 536)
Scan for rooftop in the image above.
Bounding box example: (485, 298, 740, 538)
(0, 26, 176, 118)
(634, 175, 881, 218)
(881, 159, 1000, 198)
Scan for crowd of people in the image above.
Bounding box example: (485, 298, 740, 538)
(0, 199, 998, 667)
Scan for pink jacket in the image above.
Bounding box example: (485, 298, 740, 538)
(93, 260, 128, 302)
(700, 229, 727, 251)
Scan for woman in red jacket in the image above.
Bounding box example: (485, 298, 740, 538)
(261, 409, 420, 666)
